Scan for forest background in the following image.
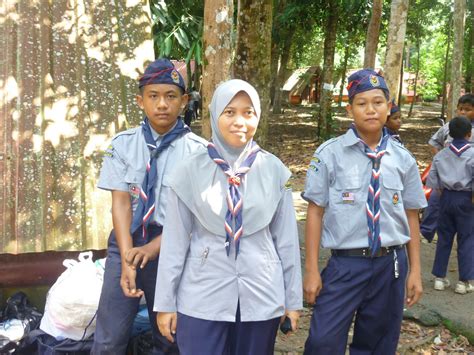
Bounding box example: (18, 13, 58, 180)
(0, 0, 473, 253)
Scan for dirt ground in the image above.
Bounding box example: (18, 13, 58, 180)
(190, 102, 474, 354)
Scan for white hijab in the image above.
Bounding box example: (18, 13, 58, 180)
(209, 79, 261, 168)
(168, 79, 290, 237)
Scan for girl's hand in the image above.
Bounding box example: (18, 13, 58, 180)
(157, 312, 177, 343)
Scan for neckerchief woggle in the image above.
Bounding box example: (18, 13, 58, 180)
(449, 138, 471, 157)
(130, 117, 190, 241)
(350, 124, 390, 257)
(207, 141, 260, 258)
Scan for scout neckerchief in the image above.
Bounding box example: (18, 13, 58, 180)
(130, 117, 190, 241)
(448, 139, 471, 157)
(351, 124, 390, 257)
(387, 128, 403, 145)
(207, 140, 260, 257)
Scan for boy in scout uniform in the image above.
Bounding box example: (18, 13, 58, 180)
(385, 100, 402, 144)
(302, 69, 427, 354)
(421, 93, 474, 241)
(92, 58, 205, 354)
(426, 116, 474, 294)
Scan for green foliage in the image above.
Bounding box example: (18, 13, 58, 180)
(149, 0, 203, 65)
(405, 0, 452, 100)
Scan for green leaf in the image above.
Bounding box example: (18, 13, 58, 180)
(164, 36, 172, 56)
(194, 41, 201, 65)
(178, 28, 190, 48)
(173, 28, 190, 49)
(185, 42, 196, 63)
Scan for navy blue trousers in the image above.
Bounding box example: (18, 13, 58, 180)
(420, 189, 441, 242)
(304, 248, 408, 355)
(176, 305, 280, 355)
(91, 228, 179, 355)
(432, 190, 474, 281)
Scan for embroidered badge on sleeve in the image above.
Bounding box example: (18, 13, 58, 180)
(104, 144, 114, 158)
(308, 155, 322, 172)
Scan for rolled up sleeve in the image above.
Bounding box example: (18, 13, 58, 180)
(301, 153, 329, 207)
(402, 160, 428, 209)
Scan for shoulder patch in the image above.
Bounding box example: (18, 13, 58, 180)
(308, 153, 324, 172)
(104, 144, 114, 157)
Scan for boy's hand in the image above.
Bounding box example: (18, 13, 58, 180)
(120, 263, 144, 298)
(405, 271, 423, 307)
(281, 310, 300, 334)
(125, 237, 161, 269)
(303, 270, 322, 305)
(157, 312, 177, 343)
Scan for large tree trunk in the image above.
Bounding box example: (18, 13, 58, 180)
(0, 1, 153, 253)
(201, 0, 234, 139)
(317, 2, 339, 140)
(408, 38, 421, 117)
(234, 0, 273, 147)
(384, 0, 410, 101)
(464, 0, 473, 92)
(449, 0, 465, 120)
(363, 0, 383, 68)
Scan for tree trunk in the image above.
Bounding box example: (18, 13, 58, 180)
(449, 0, 465, 120)
(398, 56, 404, 107)
(0, 1, 153, 253)
(363, 0, 383, 69)
(441, 20, 452, 120)
(317, 2, 339, 140)
(408, 38, 421, 117)
(233, 0, 273, 147)
(338, 43, 350, 108)
(464, 0, 474, 92)
(201, 0, 234, 139)
(270, 0, 287, 108)
(270, 42, 279, 107)
(273, 34, 293, 114)
(384, 0, 410, 101)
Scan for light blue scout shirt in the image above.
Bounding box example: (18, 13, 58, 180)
(302, 129, 427, 249)
(426, 147, 474, 191)
(429, 122, 474, 150)
(97, 124, 206, 226)
(153, 149, 303, 322)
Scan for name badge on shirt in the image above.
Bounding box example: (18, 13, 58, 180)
(342, 192, 355, 204)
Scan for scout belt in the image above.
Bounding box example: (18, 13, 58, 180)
(331, 244, 404, 258)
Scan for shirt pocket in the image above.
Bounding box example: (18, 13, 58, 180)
(161, 173, 173, 187)
(381, 171, 404, 208)
(331, 173, 364, 207)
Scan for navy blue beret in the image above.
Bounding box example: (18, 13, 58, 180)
(347, 69, 389, 101)
(390, 99, 400, 116)
(138, 58, 185, 92)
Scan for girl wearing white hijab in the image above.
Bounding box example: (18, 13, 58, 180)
(154, 79, 302, 354)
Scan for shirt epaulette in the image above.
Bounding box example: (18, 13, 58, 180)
(111, 126, 141, 141)
(186, 132, 208, 146)
(390, 139, 416, 160)
(316, 137, 339, 154)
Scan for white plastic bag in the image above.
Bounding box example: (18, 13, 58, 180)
(40, 251, 105, 340)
